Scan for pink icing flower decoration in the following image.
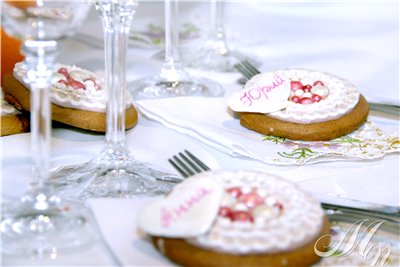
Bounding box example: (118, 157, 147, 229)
(289, 79, 328, 104)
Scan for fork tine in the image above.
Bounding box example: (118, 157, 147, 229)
(174, 155, 196, 177)
(179, 152, 202, 174)
(168, 157, 191, 178)
(168, 151, 211, 179)
(234, 63, 253, 80)
(168, 158, 188, 178)
(242, 60, 261, 76)
(184, 150, 211, 171)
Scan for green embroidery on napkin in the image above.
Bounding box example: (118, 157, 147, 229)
(258, 121, 398, 164)
(333, 136, 361, 144)
(262, 135, 286, 144)
(278, 147, 318, 159)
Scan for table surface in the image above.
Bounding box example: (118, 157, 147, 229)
(1, 2, 399, 266)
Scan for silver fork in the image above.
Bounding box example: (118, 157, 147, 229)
(234, 60, 400, 115)
(234, 59, 261, 81)
(234, 60, 261, 85)
(168, 150, 400, 222)
(168, 150, 210, 178)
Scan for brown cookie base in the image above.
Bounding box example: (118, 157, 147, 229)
(2, 74, 138, 132)
(150, 217, 330, 267)
(239, 95, 369, 141)
(1, 113, 29, 136)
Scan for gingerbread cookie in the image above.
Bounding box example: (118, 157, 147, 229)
(229, 69, 369, 141)
(138, 170, 330, 267)
(2, 62, 138, 132)
(0, 88, 29, 136)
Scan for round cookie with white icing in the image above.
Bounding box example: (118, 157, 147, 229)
(235, 69, 369, 141)
(138, 170, 330, 267)
(0, 87, 29, 136)
(1, 62, 138, 132)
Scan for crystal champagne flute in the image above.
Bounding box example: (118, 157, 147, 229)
(183, 0, 256, 72)
(130, 0, 223, 99)
(50, 0, 178, 199)
(0, 0, 98, 256)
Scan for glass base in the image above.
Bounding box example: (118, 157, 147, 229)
(50, 147, 180, 199)
(1, 189, 98, 256)
(130, 76, 224, 100)
(181, 39, 260, 72)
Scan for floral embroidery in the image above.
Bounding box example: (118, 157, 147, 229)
(263, 136, 286, 144)
(278, 148, 318, 159)
(262, 121, 400, 164)
(333, 136, 361, 144)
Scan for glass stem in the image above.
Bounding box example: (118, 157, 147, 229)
(164, 0, 180, 65)
(23, 40, 57, 190)
(102, 7, 134, 150)
(211, 0, 225, 40)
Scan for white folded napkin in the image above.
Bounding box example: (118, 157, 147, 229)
(88, 198, 173, 266)
(135, 96, 399, 165)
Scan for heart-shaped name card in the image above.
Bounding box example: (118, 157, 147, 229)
(228, 71, 291, 113)
(137, 176, 224, 238)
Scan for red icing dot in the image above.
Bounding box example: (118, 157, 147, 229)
(311, 94, 322, 103)
(313, 80, 325, 86)
(67, 79, 86, 90)
(227, 187, 242, 198)
(57, 67, 70, 79)
(57, 79, 67, 85)
(84, 78, 100, 90)
(300, 97, 312, 104)
(239, 191, 265, 208)
(290, 81, 303, 91)
(218, 207, 233, 218)
(273, 202, 284, 212)
(290, 96, 301, 103)
(231, 211, 254, 223)
(83, 77, 96, 84)
(302, 84, 312, 92)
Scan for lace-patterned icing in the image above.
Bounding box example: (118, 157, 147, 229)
(267, 69, 360, 124)
(13, 62, 133, 112)
(187, 170, 324, 254)
(1, 88, 21, 116)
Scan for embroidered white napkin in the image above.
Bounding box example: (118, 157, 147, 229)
(135, 96, 400, 165)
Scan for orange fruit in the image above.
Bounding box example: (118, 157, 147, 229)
(1, 1, 37, 83)
(1, 27, 24, 83)
(6, 0, 36, 9)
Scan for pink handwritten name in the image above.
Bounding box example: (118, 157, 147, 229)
(240, 73, 286, 107)
(160, 187, 214, 228)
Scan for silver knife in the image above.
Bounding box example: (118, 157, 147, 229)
(314, 194, 399, 222)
